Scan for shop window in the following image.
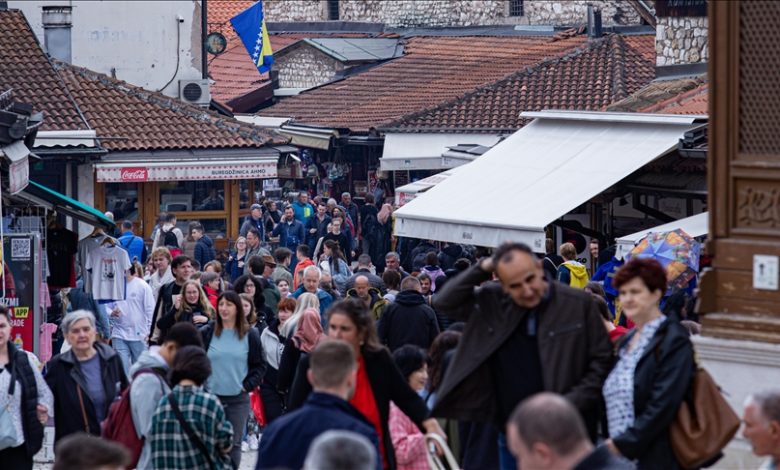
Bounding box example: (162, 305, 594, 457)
(159, 181, 225, 212)
(239, 180, 251, 209)
(104, 183, 139, 221)
(175, 218, 227, 240)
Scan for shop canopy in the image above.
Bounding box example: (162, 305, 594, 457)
(18, 181, 115, 229)
(615, 211, 709, 260)
(394, 165, 464, 207)
(380, 133, 503, 171)
(393, 110, 706, 249)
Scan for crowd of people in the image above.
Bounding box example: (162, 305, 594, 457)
(0, 191, 779, 470)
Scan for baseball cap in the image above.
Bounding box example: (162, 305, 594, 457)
(250, 203, 263, 211)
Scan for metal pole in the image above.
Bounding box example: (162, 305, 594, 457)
(202, 0, 208, 79)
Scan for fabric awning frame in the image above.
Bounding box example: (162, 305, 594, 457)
(18, 181, 115, 230)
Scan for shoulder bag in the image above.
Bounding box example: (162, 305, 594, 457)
(168, 392, 216, 470)
(670, 364, 740, 469)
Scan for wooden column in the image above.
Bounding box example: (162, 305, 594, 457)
(699, 1, 780, 343)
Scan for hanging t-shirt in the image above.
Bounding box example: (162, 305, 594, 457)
(78, 233, 110, 293)
(47, 227, 78, 288)
(85, 245, 131, 301)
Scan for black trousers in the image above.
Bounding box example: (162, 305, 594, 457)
(0, 444, 33, 470)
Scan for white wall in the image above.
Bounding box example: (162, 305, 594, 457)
(9, 0, 203, 98)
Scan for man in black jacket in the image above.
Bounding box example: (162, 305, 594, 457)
(377, 276, 440, 351)
(344, 254, 386, 295)
(148, 255, 193, 344)
(433, 242, 612, 470)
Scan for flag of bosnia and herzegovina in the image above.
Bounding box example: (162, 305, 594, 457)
(230, 0, 274, 73)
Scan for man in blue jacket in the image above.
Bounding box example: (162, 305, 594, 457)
(191, 223, 215, 268)
(256, 341, 381, 470)
(272, 206, 305, 264)
(118, 220, 147, 264)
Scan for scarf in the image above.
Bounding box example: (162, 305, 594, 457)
(293, 308, 325, 353)
(377, 203, 392, 224)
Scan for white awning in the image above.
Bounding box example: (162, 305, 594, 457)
(95, 157, 279, 182)
(277, 124, 339, 150)
(615, 212, 709, 260)
(33, 130, 97, 148)
(394, 110, 706, 249)
(380, 133, 502, 171)
(394, 166, 464, 207)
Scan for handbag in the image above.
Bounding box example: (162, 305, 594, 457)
(168, 392, 217, 470)
(426, 433, 461, 470)
(670, 366, 740, 469)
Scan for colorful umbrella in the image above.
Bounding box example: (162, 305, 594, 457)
(627, 229, 701, 293)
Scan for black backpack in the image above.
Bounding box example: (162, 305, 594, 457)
(162, 229, 179, 248)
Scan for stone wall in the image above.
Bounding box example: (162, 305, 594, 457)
(655, 16, 708, 65)
(276, 45, 345, 89)
(264, 0, 323, 22)
(263, 1, 644, 27)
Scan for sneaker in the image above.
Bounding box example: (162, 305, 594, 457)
(248, 434, 259, 450)
(241, 440, 249, 452)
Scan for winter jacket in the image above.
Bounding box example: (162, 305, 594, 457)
(378, 290, 440, 351)
(610, 317, 695, 470)
(67, 285, 110, 338)
(118, 231, 147, 264)
(320, 256, 352, 293)
(388, 402, 429, 470)
(194, 235, 216, 268)
(557, 260, 589, 288)
(199, 322, 266, 393)
(225, 252, 247, 283)
(291, 286, 334, 326)
(421, 265, 446, 292)
(272, 219, 305, 252)
(257, 392, 382, 470)
(156, 302, 210, 337)
(5, 342, 46, 458)
(288, 348, 430, 470)
(292, 201, 315, 225)
(45, 342, 129, 443)
(346, 287, 389, 320)
(432, 264, 613, 435)
(240, 215, 265, 240)
(129, 348, 170, 470)
(270, 265, 293, 287)
(306, 214, 331, 248)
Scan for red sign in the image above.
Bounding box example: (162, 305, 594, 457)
(120, 167, 148, 182)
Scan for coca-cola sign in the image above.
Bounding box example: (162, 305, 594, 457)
(120, 167, 148, 182)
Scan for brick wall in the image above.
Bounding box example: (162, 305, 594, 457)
(263, 0, 644, 27)
(655, 16, 708, 65)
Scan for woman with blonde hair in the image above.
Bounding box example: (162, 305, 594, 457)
(276, 306, 325, 397)
(156, 280, 213, 339)
(279, 292, 320, 338)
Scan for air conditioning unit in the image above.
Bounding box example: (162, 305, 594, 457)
(178, 79, 210, 106)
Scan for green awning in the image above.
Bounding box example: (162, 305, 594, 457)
(23, 181, 115, 230)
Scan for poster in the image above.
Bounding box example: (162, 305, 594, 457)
(0, 234, 40, 354)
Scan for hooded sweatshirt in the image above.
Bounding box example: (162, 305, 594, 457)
(129, 347, 170, 470)
(194, 234, 216, 268)
(557, 260, 589, 288)
(377, 290, 440, 351)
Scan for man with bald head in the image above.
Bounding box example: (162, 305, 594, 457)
(432, 242, 613, 470)
(346, 275, 386, 319)
(507, 393, 632, 470)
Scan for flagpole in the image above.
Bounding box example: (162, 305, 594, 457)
(201, 0, 208, 79)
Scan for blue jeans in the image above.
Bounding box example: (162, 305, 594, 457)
(498, 433, 518, 470)
(112, 338, 147, 375)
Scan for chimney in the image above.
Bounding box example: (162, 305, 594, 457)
(588, 4, 603, 39)
(42, 6, 72, 63)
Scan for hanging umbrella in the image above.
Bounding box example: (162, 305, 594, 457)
(628, 229, 701, 293)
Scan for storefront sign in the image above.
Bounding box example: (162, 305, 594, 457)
(96, 160, 279, 182)
(0, 234, 40, 354)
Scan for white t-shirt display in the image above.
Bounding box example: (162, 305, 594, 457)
(85, 244, 131, 301)
(109, 276, 155, 341)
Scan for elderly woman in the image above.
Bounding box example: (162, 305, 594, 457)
(0, 305, 53, 469)
(603, 258, 695, 469)
(45, 310, 128, 443)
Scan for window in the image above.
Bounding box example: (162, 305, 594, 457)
(327, 0, 339, 20)
(509, 0, 524, 17)
(104, 183, 138, 221)
(159, 181, 225, 212)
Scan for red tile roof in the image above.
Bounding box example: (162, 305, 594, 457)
(257, 35, 590, 132)
(383, 34, 656, 132)
(54, 62, 285, 152)
(0, 10, 88, 131)
(207, 0, 254, 37)
(607, 75, 708, 115)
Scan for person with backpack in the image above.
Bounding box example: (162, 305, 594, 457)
(0, 305, 53, 469)
(102, 322, 203, 470)
(557, 242, 589, 289)
(148, 345, 234, 469)
(420, 251, 446, 293)
(117, 220, 147, 265)
(152, 213, 184, 256)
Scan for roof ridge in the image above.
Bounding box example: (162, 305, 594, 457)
(53, 60, 284, 145)
(609, 34, 629, 104)
(380, 35, 613, 130)
(639, 79, 708, 113)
